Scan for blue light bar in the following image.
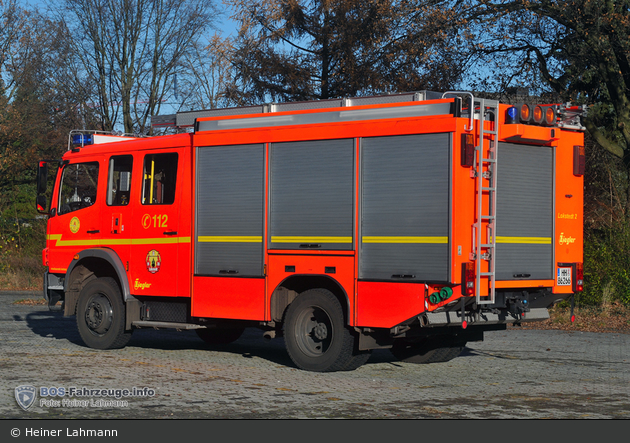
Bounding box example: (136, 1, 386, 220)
(72, 134, 93, 146)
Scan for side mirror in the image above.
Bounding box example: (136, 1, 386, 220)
(36, 194, 48, 213)
(37, 161, 48, 195)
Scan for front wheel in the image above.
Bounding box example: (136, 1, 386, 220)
(76, 277, 132, 350)
(284, 288, 368, 372)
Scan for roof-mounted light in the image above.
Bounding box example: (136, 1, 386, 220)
(519, 103, 530, 122)
(532, 105, 544, 124)
(506, 106, 518, 124)
(67, 130, 141, 151)
(544, 106, 557, 126)
(72, 134, 93, 147)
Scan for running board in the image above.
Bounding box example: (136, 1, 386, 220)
(132, 321, 205, 330)
(420, 308, 549, 327)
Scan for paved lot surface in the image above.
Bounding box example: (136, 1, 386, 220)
(1, 291, 629, 419)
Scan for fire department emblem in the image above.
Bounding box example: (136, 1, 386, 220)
(146, 250, 161, 274)
(69, 216, 80, 233)
(15, 385, 36, 410)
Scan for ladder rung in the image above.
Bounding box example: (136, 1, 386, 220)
(480, 244, 495, 248)
(482, 187, 496, 192)
(481, 158, 497, 162)
(480, 272, 495, 277)
(481, 215, 495, 220)
(477, 299, 494, 305)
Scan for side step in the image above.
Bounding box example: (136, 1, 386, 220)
(132, 321, 205, 330)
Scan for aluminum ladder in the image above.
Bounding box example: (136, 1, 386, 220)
(472, 98, 499, 305)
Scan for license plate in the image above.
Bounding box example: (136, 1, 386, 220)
(557, 267, 572, 286)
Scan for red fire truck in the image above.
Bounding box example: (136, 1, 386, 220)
(36, 91, 585, 372)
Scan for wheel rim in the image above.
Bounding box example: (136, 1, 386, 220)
(84, 294, 114, 336)
(294, 305, 334, 357)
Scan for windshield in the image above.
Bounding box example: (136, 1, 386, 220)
(58, 162, 99, 215)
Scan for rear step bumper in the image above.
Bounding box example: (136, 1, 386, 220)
(421, 307, 549, 327)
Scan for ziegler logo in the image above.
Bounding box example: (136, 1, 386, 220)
(559, 232, 576, 246)
(134, 279, 152, 290)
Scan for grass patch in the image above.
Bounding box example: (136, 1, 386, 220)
(13, 298, 46, 305)
(517, 302, 630, 334)
(0, 253, 45, 291)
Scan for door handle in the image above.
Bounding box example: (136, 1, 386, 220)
(87, 230, 100, 234)
(219, 269, 239, 275)
(163, 231, 178, 236)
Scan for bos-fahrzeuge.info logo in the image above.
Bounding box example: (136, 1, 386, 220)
(15, 385, 156, 410)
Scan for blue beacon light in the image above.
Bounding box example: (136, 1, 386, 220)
(506, 106, 519, 124)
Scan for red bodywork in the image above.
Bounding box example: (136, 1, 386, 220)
(44, 97, 584, 329)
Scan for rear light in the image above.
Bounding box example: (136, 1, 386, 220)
(573, 262, 584, 292)
(544, 106, 556, 125)
(519, 104, 531, 122)
(462, 262, 475, 295)
(461, 133, 475, 167)
(532, 105, 544, 124)
(573, 145, 585, 176)
(516, 103, 565, 126)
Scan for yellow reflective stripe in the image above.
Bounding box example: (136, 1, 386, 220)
(271, 236, 353, 243)
(47, 234, 191, 247)
(495, 236, 551, 244)
(131, 237, 187, 245)
(198, 236, 262, 243)
(45, 235, 101, 247)
(362, 236, 448, 244)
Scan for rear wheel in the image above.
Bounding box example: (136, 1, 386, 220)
(391, 337, 465, 364)
(196, 327, 244, 345)
(76, 277, 132, 350)
(284, 288, 367, 372)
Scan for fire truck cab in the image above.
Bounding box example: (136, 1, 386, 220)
(36, 91, 585, 372)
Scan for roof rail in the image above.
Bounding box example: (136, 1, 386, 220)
(151, 90, 444, 129)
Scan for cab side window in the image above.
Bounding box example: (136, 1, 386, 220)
(107, 155, 133, 206)
(58, 162, 99, 215)
(142, 153, 178, 205)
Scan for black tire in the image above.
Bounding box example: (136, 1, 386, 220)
(196, 327, 244, 345)
(339, 350, 372, 371)
(284, 288, 366, 372)
(76, 277, 132, 350)
(391, 338, 465, 364)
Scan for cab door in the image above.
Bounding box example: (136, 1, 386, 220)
(129, 149, 185, 297)
(100, 155, 134, 270)
(48, 160, 102, 272)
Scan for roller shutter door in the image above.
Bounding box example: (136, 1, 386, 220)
(269, 139, 354, 250)
(195, 144, 265, 276)
(360, 133, 450, 281)
(496, 142, 553, 280)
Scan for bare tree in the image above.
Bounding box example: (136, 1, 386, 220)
(0, 0, 32, 101)
(179, 34, 236, 111)
(56, 0, 218, 134)
(226, 0, 471, 104)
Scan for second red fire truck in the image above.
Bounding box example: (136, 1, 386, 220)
(36, 91, 585, 372)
